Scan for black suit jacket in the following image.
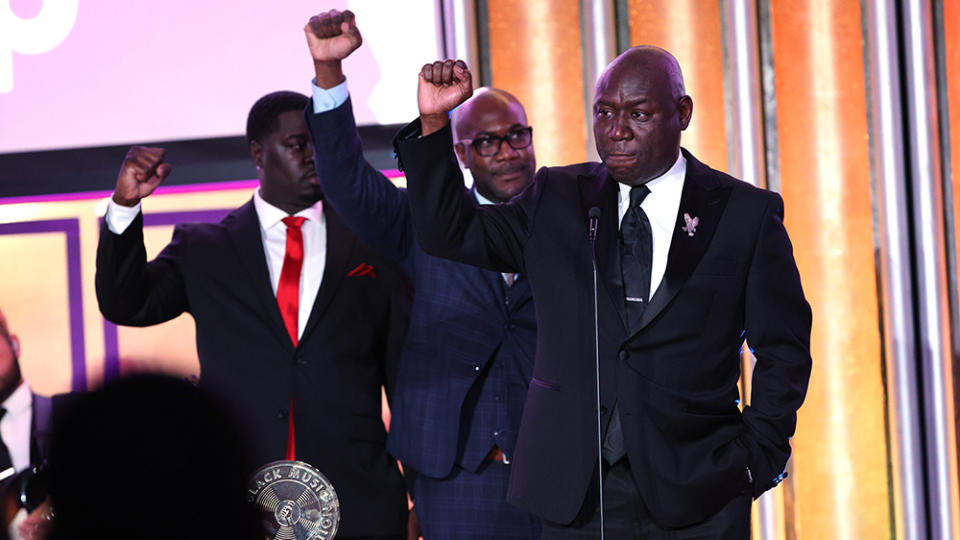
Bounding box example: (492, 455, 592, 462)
(398, 124, 812, 527)
(95, 200, 412, 537)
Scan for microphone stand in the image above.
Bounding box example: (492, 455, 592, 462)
(587, 207, 604, 540)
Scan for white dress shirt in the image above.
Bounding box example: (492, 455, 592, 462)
(253, 190, 326, 339)
(616, 153, 687, 298)
(2, 382, 33, 540)
(105, 191, 327, 341)
(312, 78, 349, 113)
(0, 381, 33, 474)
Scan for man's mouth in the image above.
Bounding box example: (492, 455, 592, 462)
(492, 167, 526, 180)
(604, 154, 637, 167)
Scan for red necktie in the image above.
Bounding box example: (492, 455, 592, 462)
(277, 216, 306, 346)
(277, 216, 305, 460)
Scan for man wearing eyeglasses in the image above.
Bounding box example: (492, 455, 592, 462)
(302, 10, 540, 540)
(452, 100, 535, 205)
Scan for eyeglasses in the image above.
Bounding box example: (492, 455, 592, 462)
(461, 127, 533, 157)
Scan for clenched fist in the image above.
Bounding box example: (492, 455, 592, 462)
(418, 59, 473, 136)
(305, 9, 362, 88)
(113, 146, 171, 207)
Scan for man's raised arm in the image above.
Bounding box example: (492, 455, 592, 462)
(303, 9, 415, 264)
(396, 60, 534, 274)
(96, 146, 188, 326)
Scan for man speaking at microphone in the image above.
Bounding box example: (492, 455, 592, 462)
(395, 48, 812, 538)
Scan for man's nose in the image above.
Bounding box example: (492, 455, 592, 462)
(608, 113, 630, 140)
(304, 140, 315, 161)
(494, 139, 521, 160)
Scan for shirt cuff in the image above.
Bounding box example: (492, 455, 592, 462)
(311, 79, 349, 113)
(105, 199, 141, 234)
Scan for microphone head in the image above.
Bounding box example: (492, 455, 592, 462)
(588, 207, 601, 219)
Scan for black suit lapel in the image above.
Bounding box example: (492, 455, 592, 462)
(634, 152, 731, 334)
(224, 200, 294, 351)
(300, 206, 357, 342)
(30, 393, 52, 464)
(578, 165, 628, 332)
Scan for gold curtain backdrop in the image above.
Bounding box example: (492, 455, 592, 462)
(767, 1, 889, 538)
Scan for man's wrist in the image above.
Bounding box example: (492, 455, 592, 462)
(420, 114, 449, 136)
(314, 59, 346, 89)
(105, 198, 142, 235)
(112, 192, 140, 207)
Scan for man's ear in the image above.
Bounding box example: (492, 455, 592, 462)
(454, 142, 469, 166)
(10, 335, 19, 358)
(250, 140, 263, 170)
(678, 95, 693, 130)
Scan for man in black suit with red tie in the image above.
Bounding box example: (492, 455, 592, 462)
(95, 92, 412, 539)
(396, 47, 812, 538)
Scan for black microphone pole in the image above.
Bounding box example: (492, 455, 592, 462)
(587, 206, 605, 540)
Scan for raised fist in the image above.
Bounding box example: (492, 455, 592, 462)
(113, 146, 171, 207)
(305, 9, 362, 63)
(418, 59, 473, 119)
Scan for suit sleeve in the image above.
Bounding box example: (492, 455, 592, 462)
(741, 192, 813, 496)
(95, 212, 189, 326)
(397, 122, 540, 274)
(379, 267, 412, 406)
(306, 98, 415, 267)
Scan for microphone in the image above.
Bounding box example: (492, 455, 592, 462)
(588, 207, 601, 246)
(587, 206, 605, 539)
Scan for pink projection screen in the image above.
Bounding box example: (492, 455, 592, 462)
(0, 0, 441, 154)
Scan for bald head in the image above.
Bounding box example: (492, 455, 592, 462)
(592, 45, 693, 185)
(600, 46, 685, 101)
(451, 87, 536, 203)
(451, 88, 527, 141)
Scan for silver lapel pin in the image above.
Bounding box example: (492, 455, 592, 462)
(682, 213, 699, 237)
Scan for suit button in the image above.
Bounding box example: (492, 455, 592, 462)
(277, 409, 288, 420)
(600, 405, 608, 415)
(473, 364, 481, 372)
(295, 354, 306, 365)
(503, 322, 513, 330)
(618, 351, 628, 361)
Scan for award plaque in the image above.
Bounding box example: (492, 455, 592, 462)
(248, 460, 340, 540)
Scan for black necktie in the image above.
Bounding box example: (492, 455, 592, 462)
(602, 186, 653, 466)
(620, 185, 653, 330)
(0, 407, 14, 475)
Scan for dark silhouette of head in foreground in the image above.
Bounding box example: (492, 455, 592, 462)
(47, 374, 258, 539)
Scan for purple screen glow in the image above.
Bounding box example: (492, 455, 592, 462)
(0, 0, 440, 153)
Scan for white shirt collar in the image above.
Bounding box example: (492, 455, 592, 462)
(2, 381, 31, 416)
(618, 151, 686, 212)
(253, 189, 324, 230)
(474, 189, 495, 206)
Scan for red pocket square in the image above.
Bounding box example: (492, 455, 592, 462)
(347, 263, 377, 278)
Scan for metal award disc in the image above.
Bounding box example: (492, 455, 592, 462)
(248, 460, 340, 540)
